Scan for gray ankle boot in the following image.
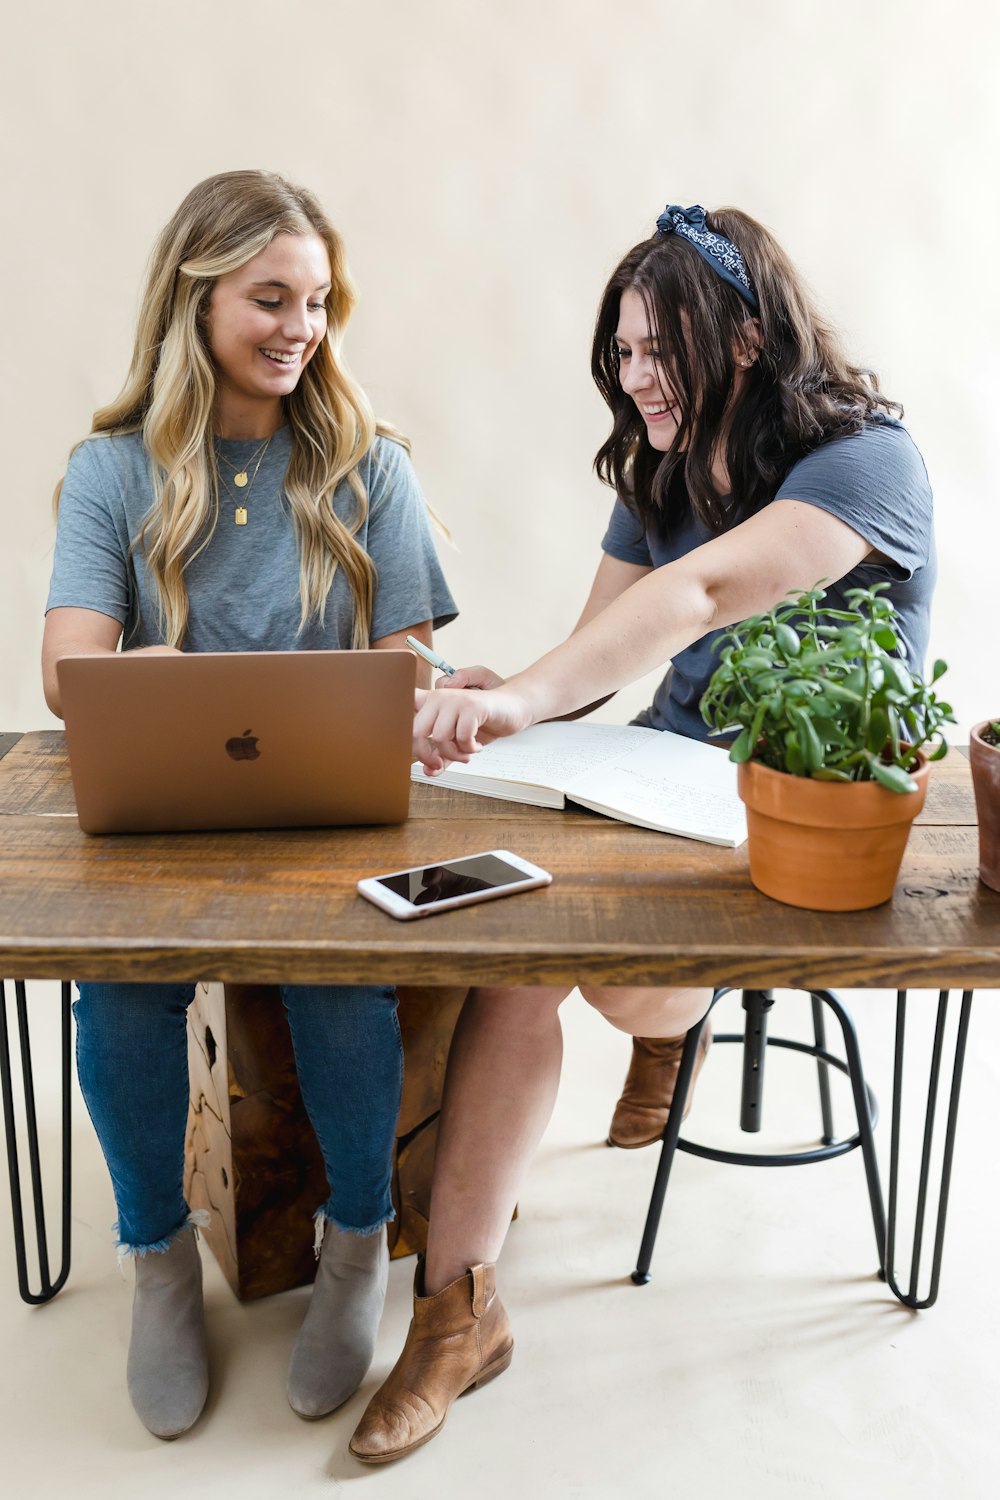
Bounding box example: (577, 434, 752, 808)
(286, 1221, 389, 1419)
(126, 1224, 209, 1439)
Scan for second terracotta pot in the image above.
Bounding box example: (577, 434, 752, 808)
(970, 722, 1000, 893)
(738, 757, 929, 911)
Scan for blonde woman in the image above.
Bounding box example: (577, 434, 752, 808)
(42, 171, 456, 1440)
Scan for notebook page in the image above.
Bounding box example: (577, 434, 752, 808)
(565, 730, 747, 846)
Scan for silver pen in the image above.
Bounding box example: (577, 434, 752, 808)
(404, 635, 456, 677)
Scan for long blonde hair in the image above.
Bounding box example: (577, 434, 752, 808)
(60, 170, 402, 648)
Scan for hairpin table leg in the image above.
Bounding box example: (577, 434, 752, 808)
(883, 989, 973, 1310)
(0, 980, 72, 1304)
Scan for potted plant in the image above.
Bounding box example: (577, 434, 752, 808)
(970, 719, 1000, 892)
(700, 583, 955, 911)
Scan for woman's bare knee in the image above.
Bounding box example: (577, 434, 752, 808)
(578, 984, 712, 1037)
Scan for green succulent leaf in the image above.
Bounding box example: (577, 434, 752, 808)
(784, 731, 806, 776)
(886, 704, 901, 759)
(870, 759, 918, 794)
(728, 727, 756, 763)
(749, 699, 769, 751)
(790, 707, 823, 772)
(881, 658, 914, 696)
(774, 622, 802, 657)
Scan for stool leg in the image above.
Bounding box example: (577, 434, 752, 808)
(811, 993, 836, 1145)
(631, 1013, 712, 1285)
(885, 990, 973, 1310)
(814, 989, 886, 1269)
(0, 980, 73, 1304)
(739, 990, 775, 1133)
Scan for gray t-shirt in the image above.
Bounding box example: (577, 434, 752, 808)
(602, 420, 936, 741)
(47, 427, 457, 651)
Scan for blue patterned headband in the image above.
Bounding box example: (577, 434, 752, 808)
(655, 204, 758, 311)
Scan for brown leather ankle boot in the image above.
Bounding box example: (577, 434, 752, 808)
(349, 1259, 513, 1464)
(607, 1022, 712, 1149)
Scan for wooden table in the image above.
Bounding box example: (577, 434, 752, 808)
(2, 732, 997, 1306)
(1, 732, 995, 989)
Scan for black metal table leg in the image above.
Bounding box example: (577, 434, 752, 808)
(0, 980, 72, 1304)
(884, 989, 973, 1310)
(812, 988, 887, 1269)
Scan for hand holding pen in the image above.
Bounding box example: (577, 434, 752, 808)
(406, 638, 523, 770)
(405, 637, 504, 691)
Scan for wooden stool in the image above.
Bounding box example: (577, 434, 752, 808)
(183, 982, 467, 1300)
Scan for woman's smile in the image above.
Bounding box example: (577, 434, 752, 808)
(639, 399, 678, 424)
(258, 347, 303, 367)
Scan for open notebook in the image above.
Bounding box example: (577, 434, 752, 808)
(412, 721, 747, 848)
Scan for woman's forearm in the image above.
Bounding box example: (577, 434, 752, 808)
(412, 567, 716, 767)
(503, 569, 716, 724)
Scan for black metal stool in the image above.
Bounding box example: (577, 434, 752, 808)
(631, 986, 887, 1285)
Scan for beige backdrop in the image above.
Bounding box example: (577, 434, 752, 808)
(3, 0, 997, 734)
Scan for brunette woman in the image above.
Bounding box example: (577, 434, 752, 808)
(350, 202, 934, 1463)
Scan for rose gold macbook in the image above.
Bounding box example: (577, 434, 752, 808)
(56, 650, 416, 834)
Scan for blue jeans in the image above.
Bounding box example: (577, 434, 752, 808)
(73, 982, 403, 1251)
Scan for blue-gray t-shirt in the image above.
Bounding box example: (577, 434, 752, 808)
(601, 420, 936, 741)
(47, 427, 457, 651)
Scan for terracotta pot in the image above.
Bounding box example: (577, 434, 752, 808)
(737, 756, 929, 911)
(970, 721, 1000, 893)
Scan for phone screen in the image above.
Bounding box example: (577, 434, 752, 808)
(374, 853, 532, 907)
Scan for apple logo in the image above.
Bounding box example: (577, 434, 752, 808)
(225, 728, 261, 762)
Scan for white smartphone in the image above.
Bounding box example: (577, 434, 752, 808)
(357, 849, 552, 920)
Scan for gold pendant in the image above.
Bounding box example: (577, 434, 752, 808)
(235, 507, 248, 525)
(234, 471, 249, 487)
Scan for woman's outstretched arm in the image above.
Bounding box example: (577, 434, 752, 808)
(413, 498, 872, 769)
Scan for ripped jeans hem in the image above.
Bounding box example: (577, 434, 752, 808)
(115, 1209, 211, 1270)
(312, 1205, 396, 1257)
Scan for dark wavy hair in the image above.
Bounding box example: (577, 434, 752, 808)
(592, 207, 902, 535)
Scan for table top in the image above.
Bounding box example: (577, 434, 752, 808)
(0, 732, 997, 989)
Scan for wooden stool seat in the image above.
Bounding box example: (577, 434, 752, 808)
(184, 982, 466, 1300)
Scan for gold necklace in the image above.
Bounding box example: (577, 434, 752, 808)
(216, 437, 271, 525)
(215, 435, 270, 489)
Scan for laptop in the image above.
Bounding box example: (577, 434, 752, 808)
(56, 650, 417, 834)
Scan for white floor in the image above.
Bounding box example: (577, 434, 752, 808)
(2, 984, 998, 1499)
